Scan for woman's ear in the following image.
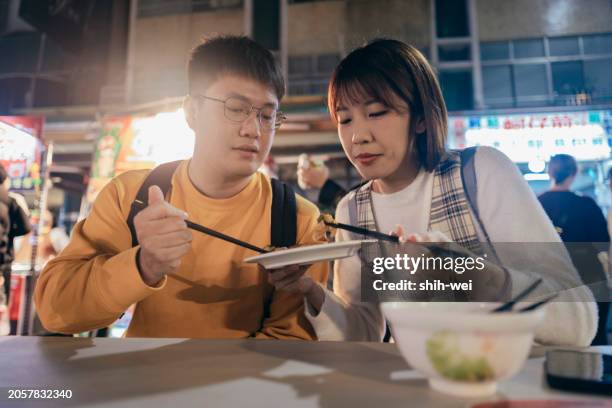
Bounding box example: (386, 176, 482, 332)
(183, 95, 196, 130)
(415, 117, 426, 134)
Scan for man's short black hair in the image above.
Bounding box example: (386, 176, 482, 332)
(548, 154, 577, 185)
(0, 163, 7, 184)
(188, 35, 285, 101)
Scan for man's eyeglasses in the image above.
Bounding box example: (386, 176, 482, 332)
(192, 94, 286, 131)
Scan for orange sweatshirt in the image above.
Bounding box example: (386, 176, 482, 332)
(35, 161, 328, 339)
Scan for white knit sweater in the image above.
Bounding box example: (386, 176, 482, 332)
(305, 146, 597, 347)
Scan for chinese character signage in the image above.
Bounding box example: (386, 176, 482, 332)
(448, 110, 612, 162)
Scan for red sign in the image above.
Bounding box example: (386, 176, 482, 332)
(0, 116, 43, 138)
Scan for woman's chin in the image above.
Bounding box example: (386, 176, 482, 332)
(356, 167, 386, 181)
(350, 159, 393, 181)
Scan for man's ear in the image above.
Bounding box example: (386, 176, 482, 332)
(183, 95, 196, 130)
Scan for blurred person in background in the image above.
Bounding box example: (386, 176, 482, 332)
(607, 168, 612, 281)
(0, 164, 31, 310)
(606, 167, 612, 341)
(539, 154, 609, 345)
(0, 164, 31, 335)
(297, 154, 347, 214)
(14, 210, 68, 267)
(12, 209, 69, 336)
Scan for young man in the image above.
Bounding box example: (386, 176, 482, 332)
(34, 35, 328, 339)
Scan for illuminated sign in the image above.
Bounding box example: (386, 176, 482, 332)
(0, 120, 43, 190)
(86, 110, 195, 203)
(126, 110, 194, 170)
(448, 110, 612, 162)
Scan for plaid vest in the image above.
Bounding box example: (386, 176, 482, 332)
(349, 151, 484, 255)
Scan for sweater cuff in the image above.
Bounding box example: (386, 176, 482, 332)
(304, 288, 347, 341)
(96, 246, 167, 313)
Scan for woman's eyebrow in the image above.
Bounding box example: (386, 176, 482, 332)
(336, 98, 383, 111)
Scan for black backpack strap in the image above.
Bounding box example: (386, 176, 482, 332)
(127, 160, 182, 247)
(460, 146, 494, 243)
(460, 147, 508, 269)
(460, 147, 479, 217)
(270, 178, 297, 248)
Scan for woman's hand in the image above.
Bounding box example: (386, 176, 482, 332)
(389, 224, 452, 244)
(386, 226, 509, 301)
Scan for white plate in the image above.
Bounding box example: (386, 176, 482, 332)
(244, 240, 376, 269)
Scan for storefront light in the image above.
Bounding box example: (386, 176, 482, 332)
(130, 109, 195, 166)
(528, 159, 546, 173)
(0, 121, 39, 162)
(524, 173, 550, 181)
(465, 124, 609, 162)
(0, 120, 41, 189)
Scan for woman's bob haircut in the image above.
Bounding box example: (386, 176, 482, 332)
(328, 38, 448, 172)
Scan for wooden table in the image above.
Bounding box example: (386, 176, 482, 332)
(0, 337, 609, 407)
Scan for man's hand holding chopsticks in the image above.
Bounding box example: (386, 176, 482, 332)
(134, 185, 193, 286)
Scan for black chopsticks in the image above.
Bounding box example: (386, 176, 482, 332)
(133, 200, 269, 254)
(322, 220, 474, 257)
(184, 220, 269, 254)
(322, 220, 400, 243)
(323, 220, 462, 254)
(515, 293, 558, 313)
(491, 278, 543, 313)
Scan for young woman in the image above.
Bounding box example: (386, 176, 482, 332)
(268, 39, 597, 346)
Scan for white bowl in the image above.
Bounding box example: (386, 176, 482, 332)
(381, 302, 546, 398)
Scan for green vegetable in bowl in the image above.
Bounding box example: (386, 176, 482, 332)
(426, 331, 494, 382)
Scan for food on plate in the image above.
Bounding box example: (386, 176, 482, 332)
(315, 213, 336, 243)
(317, 213, 335, 225)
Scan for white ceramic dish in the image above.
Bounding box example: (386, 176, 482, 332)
(244, 240, 375, 269)
(381, 302, 546, 398)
